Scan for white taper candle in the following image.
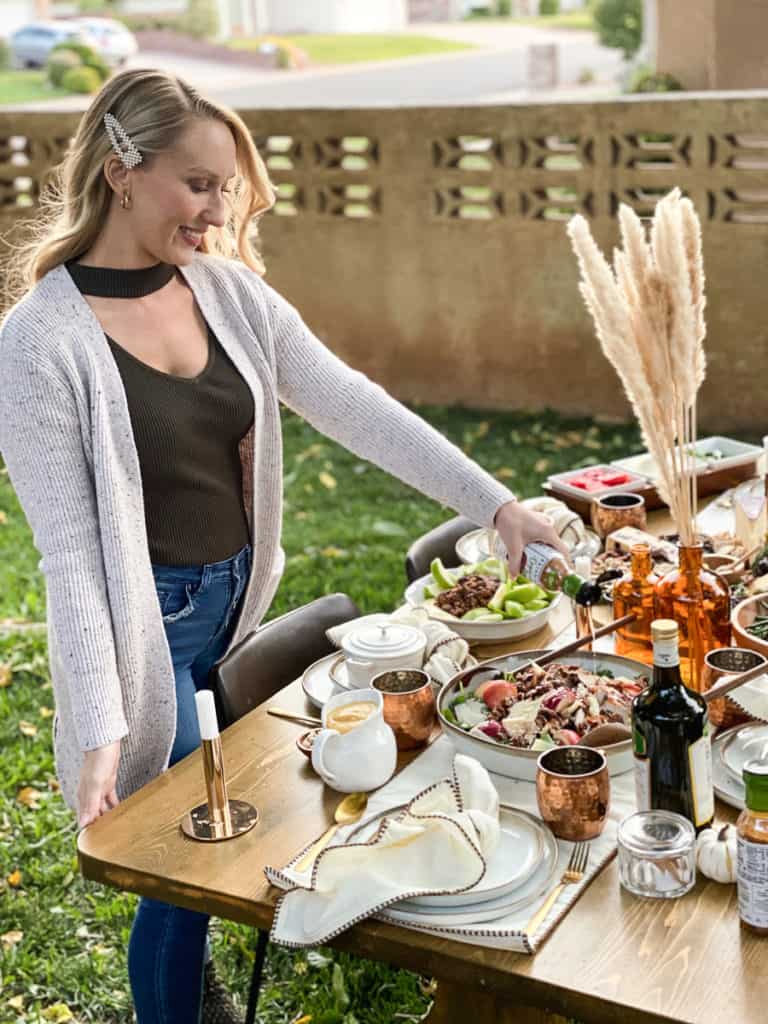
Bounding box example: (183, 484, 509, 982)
(195, 689, 220, 741)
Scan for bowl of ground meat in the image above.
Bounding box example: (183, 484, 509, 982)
(437, 649, 649, 780)
(403, 572, 563, 641)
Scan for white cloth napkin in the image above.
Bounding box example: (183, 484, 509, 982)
(326, 605, 476, 684)
(265, 754, 500, 947)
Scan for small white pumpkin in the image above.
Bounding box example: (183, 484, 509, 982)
(696, 823, 738, 884)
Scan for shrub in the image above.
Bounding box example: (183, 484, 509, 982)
(181, 0, 219, 40)
(60, 64, 102, 93)
(0, 37, 10, 70)
(47, 47, 82, 87)
(593, 0, 642, 58)
(51, 40, 110, 81)
(496, 0, 512, 15)
(539, 0, 560, 14)
(629, 67, 683, 93)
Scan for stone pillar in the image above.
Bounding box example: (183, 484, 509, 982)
(528, 43, 558, 90)
(657, 0, 768, 89)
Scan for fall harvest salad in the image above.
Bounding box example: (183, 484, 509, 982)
(442, 661, 646, 751)
(422, 557, 556, 622)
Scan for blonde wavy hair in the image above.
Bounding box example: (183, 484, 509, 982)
(5, 68, 274, 306)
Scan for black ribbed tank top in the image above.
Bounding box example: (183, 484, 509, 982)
(67, 260, 254, 567)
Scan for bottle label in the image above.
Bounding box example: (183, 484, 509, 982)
(521, 542, 558, 586)
(687, 726, 714, 827)
(738, 836, 768, 928)
(634, 754, 651, 812)
(653, 636, 679, 668)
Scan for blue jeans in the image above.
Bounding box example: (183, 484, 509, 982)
(128, 543, 252, 1024)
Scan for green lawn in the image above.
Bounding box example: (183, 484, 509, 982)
(0, 70, 68, 107)
(0, 405, 649, 1021)
(231, 33, 474, 64)
(471, 11, 594, 30)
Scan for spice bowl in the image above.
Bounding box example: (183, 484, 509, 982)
(703, 552, 743, 585)
(732, 594, 768, 659)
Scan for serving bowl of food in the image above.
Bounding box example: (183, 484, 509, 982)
(732, 594, 768, 658)
(437, 649, 649, 781)
(403, 556, 562, 641)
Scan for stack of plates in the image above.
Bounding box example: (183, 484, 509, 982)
(302, 652, 357, 709)
(714, 722, 768, 810)
(366, 807, 558, 928)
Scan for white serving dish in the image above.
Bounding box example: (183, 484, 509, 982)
(437, 649, 650, 782)
(611, 436, 763, 483)
(546, 464, 649, 502)
(340, 622, 426, 688)
(404, 574, 562, 642)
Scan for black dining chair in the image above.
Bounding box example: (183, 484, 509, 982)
(404, 515, 479, 583)
(208, 591, 361, 1024)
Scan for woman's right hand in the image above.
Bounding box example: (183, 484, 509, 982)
(77, 739, 121, 828)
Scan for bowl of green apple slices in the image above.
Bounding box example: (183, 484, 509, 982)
(403, 556, 562, 641)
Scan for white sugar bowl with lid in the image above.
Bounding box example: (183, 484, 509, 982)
(340, 623, 426, 689)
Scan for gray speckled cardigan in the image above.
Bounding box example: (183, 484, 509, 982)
(0, 254, 515, 811)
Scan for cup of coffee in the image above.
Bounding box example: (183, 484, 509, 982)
(372, 669, 436, 751)
(536, 746, 610, 841)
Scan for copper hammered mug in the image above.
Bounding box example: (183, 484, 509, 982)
(590, 492, 647, 540)
(536, 746, 610, 841)
(702, 647, 766, 729)
(371, 669, 436, 751)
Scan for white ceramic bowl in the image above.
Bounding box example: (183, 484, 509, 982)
(403, 574, 562, 642)
(437, 649, 650, 782)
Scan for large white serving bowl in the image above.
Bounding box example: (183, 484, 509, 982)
(403, 574, 563, 642)
(437, 649, 650, 782)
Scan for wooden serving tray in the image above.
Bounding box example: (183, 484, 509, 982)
(544, 460, 758, 522)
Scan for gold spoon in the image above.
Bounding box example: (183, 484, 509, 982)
(295, 791, 369, 873)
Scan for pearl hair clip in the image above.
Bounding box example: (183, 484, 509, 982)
(103, 112, 143, 170)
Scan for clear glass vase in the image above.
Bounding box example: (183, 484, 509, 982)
(654, 543, 731, 692)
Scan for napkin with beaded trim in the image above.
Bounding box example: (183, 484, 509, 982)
(265, 754, 499, 947)
(326, 606, 476, 685)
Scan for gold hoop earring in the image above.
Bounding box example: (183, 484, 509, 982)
(120, 190, 132, 211)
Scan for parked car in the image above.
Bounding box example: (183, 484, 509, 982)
(9, 20, 91, 68)
(9, 17, 138, 70)
(74, 18, 139, 67)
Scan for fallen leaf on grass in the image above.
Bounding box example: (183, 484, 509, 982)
(495, 467, 517, 480)
(47, 778, 61, 793)
(16, 787, 42, 809)
(8, 995, 24, 1010)
(583, 438, 603, 450)
(320, 546, 345, 558)
(39, 706, 54, 719)
(0, 664, 11, 688)
(0, 510, 7, 524)
(41, 1005, 74, 1022)
(318, 471, 337, 490)
(0, 930, 23, 948)
(534, 458, 550, 474)
(18, 721, 38, 738)
(6, 870, 22, 888)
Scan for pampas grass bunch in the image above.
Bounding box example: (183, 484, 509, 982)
(567, 188, 706, 545)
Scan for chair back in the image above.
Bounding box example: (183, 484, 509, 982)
(404, 515, 479, 583)
(211, 592, 361, 726)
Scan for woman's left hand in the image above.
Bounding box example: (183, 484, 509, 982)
(493, 500, 570, 576)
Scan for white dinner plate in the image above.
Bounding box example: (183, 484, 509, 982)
(327, 654, 357, 692)
(404, 574, 562, 642)
(399, 807, 544, 909)
(301, 652, 346, 710)
(713, 727, 746, 810)
(381, 817, 559, 928)
(720, 722, 768, 787)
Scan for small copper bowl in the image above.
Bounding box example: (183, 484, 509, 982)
(590, 492, 647, 540)
(702, 647, 765, 730)
(296, 728, 322, 759)
(372, 669, 436, 751)
(536, 746, 610, 841)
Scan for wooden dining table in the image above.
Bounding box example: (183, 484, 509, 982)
(78, 503, 768, 1024)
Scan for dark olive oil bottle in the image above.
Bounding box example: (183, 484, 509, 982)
(632, 618, 714, 833)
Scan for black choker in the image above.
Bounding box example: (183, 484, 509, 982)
(67, 260, 176, 298)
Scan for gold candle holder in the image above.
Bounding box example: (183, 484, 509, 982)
(180, 735, 259, 842)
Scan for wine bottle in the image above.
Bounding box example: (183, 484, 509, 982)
(632, 619, 714, 833)
(521, 543, 602, 606)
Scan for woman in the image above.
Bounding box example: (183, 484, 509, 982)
(0, 69, 566, 1023)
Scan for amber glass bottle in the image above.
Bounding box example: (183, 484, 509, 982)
(737, 761, 768, 935)
(613, 543, 658, 665)
(654, 544, 730, 692)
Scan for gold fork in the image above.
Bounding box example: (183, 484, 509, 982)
(524, 841, 590, 938)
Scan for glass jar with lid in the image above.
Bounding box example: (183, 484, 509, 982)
(617, 810, 697, 899)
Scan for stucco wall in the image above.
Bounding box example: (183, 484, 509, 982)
(265, 0, 407, 34)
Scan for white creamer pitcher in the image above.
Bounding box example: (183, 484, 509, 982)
(311, 688, 397, 792)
